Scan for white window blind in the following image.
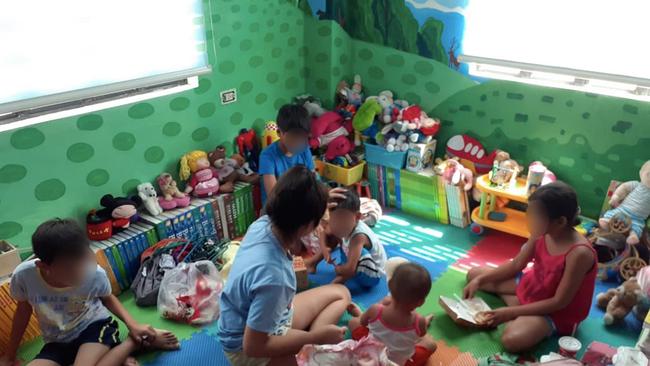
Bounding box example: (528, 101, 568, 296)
(461, 0, 650, 100)
(0, 0, 210, 116)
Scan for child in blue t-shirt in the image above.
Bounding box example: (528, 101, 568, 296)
(218, 166, 352, 366)
(258, 104, 314, 205)
(1, 219, 179, 366)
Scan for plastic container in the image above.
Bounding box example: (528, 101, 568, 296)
(315, 160, 366, 186)
(364, 143, 407, 170)
(558, 336, 582, 358)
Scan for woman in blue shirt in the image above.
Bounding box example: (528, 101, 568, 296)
(218, 166, 352, 366)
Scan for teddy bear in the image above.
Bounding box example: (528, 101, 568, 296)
(156, 173, 191, 210)
(599, 160, 650, 245)
(309, 111, 353, 161)
(96, 194, 142, 233)
(179, 150, 220, 198)
(137, 182, 163, 216)
(208, 145, 239, 193)
(597, 277, 643, 325)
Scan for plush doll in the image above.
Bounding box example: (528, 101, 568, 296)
(435, 158, 474, 191)
(231, 153, 260, 183)
(137, 182, 163, 216)
(418, 111, 440, 137)
(597, 277, 643, 325)
(352, 98, 382, 146)
(335, 75, 363, 113)
(179, 150, 220, 198)
(97, 194, 142, 233)
(309, 111, 353, 161)
(262, 120, 280, 148)
(157, 173, 191, 210)
(236, 129, 261, 172)
(208, 145, 239, 193)
(303, 100, 326, 118)
(599, 160, 650, 245)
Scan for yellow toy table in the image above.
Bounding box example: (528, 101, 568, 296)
(471, 174, 530, 238)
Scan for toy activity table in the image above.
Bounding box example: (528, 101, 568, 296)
(471, 174, 530, 238)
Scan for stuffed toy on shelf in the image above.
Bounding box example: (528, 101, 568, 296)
(236, 128, 261, 172)
(599, 160, 650, 245)
(262, 120, 280, 149)
(208, 145, 239, 193)
(352, 98, 382, 146)
(309, 111, 353, 161)
(231, 153, 260, 184)
(137, 182, 163, 216)
(156, 172, 191, 210)
(179, 150, 220, 198)
(96, 194, 142, 233)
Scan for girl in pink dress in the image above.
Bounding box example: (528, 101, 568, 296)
(464, 182, 597, 353)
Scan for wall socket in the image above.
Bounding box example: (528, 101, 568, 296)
(220, 88, 237, 105)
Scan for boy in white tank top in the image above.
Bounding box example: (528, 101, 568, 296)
(348, 262, 437, 366)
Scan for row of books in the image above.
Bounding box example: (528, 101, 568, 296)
(445, 183, 471, 228)
(0, 279, 41, 349)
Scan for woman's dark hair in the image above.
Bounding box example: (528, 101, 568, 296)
(32, 218, 89, 264)
(266, 166, 328, 238)
(529, 181, 581, 226)
(276, 104, 310, 134)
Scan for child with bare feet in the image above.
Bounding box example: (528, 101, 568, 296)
(0, 219, 179, 366)
(348, 262, 437, 366)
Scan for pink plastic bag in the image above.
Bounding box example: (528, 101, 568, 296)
(297, 336, 398, 366)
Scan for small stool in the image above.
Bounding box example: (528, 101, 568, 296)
(355, 180, 371, 198)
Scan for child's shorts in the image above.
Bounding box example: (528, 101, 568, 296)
(340, 248, 382, 288)
(35, 317, 120, 365)
(351, 326, 433, 366)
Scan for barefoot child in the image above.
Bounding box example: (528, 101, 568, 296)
(464, 182, 597, 353)
(218, 166, 352, 366)
(325, 190, 387, 287)
(348, 262, 437, 366)
(0, 219, 178, 366)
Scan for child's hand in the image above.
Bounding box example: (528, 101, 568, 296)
(479, 308, 516, 326)
(311, 325, 347, 345)
(128, 323, 156, 345)
(463, 277, 481, 299)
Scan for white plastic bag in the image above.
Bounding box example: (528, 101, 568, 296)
(297, 336, 397, 366)
(157, 260, 223, 325)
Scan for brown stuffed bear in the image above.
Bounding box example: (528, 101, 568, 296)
(597, 277, 643, 325)
(207, 145, 239, 193)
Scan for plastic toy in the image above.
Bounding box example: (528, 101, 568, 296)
(179, 150, 220, 198)
(471, 174, 530, 238)
(96, 194, 142, 233)
(309, 111, 353, 160)
(352, 98, 382, 146)
(597, 277, 643, 325)
(446, 135, 502, 174)
(489, 156, 522, 189)
(137, 182, 163, 216)
(156, 173, 191, 210)
(599, 160, 650, 245)
(86, 209, 112, 240)
(262, 120, 280, 148)
(236, 128, 261, 172)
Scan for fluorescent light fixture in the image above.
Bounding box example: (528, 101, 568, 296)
(462, 55, 650, 102)
(0, 76, 198, 133)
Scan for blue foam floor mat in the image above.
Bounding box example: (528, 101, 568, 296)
(143, 323, 229, 366)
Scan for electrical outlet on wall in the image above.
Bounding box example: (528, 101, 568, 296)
(220, 89, 237, 105)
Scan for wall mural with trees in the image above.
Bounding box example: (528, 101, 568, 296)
(299, 0, 468, 72)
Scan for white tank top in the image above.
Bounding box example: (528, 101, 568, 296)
(367, 305, 424, 366)
(341, 221, 387, 275)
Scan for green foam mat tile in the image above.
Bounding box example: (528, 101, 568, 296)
(419, 267, 507, 358)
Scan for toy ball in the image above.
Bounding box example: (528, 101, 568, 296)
(470, 223, 484, 235)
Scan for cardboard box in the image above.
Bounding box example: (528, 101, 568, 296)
(0, 241, 20, 278)
(405, 140, 437, 172)
(293, 256, 308, 290)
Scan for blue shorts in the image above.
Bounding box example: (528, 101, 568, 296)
(339, 247, 381, 288)
(603, 207, 645, 237)
(515, 272, 557, 335)
(35, 317, 120, 365)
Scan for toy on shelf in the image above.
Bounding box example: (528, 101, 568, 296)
(406, 140, 436, 172)
(137, 182, 163, 216)
(86, 209, 113, 240)
(596, 277, 643, 325)
(599, 160, 650, 245)
(236, 128, 261, 172)
(208, 145, 242, 193)
(96, 194, 141, 233)
(489, 153, 522, 189)
(231, 153, 259, 183)
(157, 173, 191, 210)
(295, 94, 325, 118)
(589, 212, 648, 281)
(262, 120, 280, 148)
(434, 158, 473, 191)
(446, 135, 502, 174)
(309, 111, 353, 160)
(471, 174, 530, 238)
(179, 150, 220, 198)
(352, 98, 382, 146)
(335, 74, 363, 119)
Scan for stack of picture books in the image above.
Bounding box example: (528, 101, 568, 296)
(204, 182, 257, 241)
(0, 278, 41, 349)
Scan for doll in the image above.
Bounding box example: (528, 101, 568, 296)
(208, 145, 239, 193)
(179, 150, 220, 198)
(157, 173, 191, 210)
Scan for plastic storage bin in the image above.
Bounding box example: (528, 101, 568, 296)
(364, 143, 406, 170)
(315, 160, 366, 186)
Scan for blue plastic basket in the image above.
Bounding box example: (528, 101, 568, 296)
(364, 143, 406, 170)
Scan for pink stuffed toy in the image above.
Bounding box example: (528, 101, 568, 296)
(309, 111, 353, 161)
(529, 161, 557, 185)
(436, 159, 474, 191)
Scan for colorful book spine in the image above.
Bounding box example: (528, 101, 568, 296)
(224, 194, 237, 239)
(139, 213, 168, 240)
(90, 242, 121, 294)
(100, 240, 127, 290)
(107, 238, 129, 288)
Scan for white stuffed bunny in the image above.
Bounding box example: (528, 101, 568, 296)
(137, 182, 163, 216)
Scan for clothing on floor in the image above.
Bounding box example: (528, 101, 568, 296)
(10, 259, 112, 343)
